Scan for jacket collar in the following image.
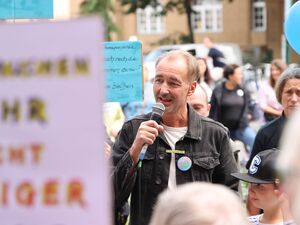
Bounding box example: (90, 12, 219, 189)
(157, 104, 202, 141)
(185, 103, 202, 140)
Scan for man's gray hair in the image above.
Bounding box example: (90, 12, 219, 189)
(275, 67, 300, 103)
(155, 50, 199, 82)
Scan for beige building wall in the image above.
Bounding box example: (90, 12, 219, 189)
(69, 0, 85, 17)
(140, 12, 188, 52)
(114, 10, 137, 42)
(194, 0, 251, 47)
(114, 7, 189, 53)
(69, 0, 298, 63)
(112, 0, 273, 56)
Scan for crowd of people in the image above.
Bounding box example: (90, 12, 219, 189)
(105, 37, 300, 225)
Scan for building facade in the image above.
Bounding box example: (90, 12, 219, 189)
(5, 0, 296, 64)
(103, 0, 297, 64)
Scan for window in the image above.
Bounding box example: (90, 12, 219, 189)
(137, 5, 165, 34)
(192, 0, 223, 33)
(252, 0, 266, 31)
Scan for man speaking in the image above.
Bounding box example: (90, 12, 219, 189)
(112, 50, 238, 225)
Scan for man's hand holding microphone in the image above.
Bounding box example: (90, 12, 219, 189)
(129, 103, 165, 165)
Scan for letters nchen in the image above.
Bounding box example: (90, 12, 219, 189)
(0, 57, 90, 78)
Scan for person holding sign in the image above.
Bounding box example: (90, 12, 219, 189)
(112, 50, 238, 225)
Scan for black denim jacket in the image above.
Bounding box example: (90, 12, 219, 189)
(112, 104, 238, 225)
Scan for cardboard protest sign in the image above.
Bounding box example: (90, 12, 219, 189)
(104, 41, 143, 102)
(0, 17, 110, 225)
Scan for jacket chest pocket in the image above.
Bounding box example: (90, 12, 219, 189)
(191, 156, 220, 181)
(140, 150, 156, 183)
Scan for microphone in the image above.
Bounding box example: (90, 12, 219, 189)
(139, 102, 165, 163)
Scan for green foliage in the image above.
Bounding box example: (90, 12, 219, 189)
(80, 0, 118, 41)
(120, 0, 161, 13)
(120, 0, 189, 14)
(163, 0, 188, 14)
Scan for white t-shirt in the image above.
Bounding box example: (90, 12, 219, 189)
(162, 123, 187, 190)
(248, 214, 294, 225)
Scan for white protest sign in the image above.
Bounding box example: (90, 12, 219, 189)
(0, 17, 111, 225)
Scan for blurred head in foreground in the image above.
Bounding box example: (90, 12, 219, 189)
(149, 182, 248, 225)
(278, 108, 300, 224)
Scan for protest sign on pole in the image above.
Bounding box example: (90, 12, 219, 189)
(0, 17, 110, 225)
(104, 41, 143, 102)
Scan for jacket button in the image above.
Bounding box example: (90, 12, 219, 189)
(155, 177, 162, 185)
(159, 153, 164, 159)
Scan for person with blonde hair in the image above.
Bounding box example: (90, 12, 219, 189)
(196, 57, 213, 100)
(258, 59, 287, 123)
(149, 182, 249, 225)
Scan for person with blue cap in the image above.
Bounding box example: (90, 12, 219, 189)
(232, 149, 295, 225)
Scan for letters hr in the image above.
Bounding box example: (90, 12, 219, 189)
(1, 98, 47, 123)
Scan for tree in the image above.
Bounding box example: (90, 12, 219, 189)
(119, 0, 195, 43)
(80, 0, 118, 41)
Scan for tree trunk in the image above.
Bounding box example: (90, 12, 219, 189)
(184, 0, 194, 43)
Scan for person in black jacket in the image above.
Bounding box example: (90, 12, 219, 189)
(112, 50, 238, 225)
(247, 68, 300, 169)
(209, 64, 256, 153)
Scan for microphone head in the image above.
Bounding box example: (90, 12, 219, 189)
(152, 102, 165, 117)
